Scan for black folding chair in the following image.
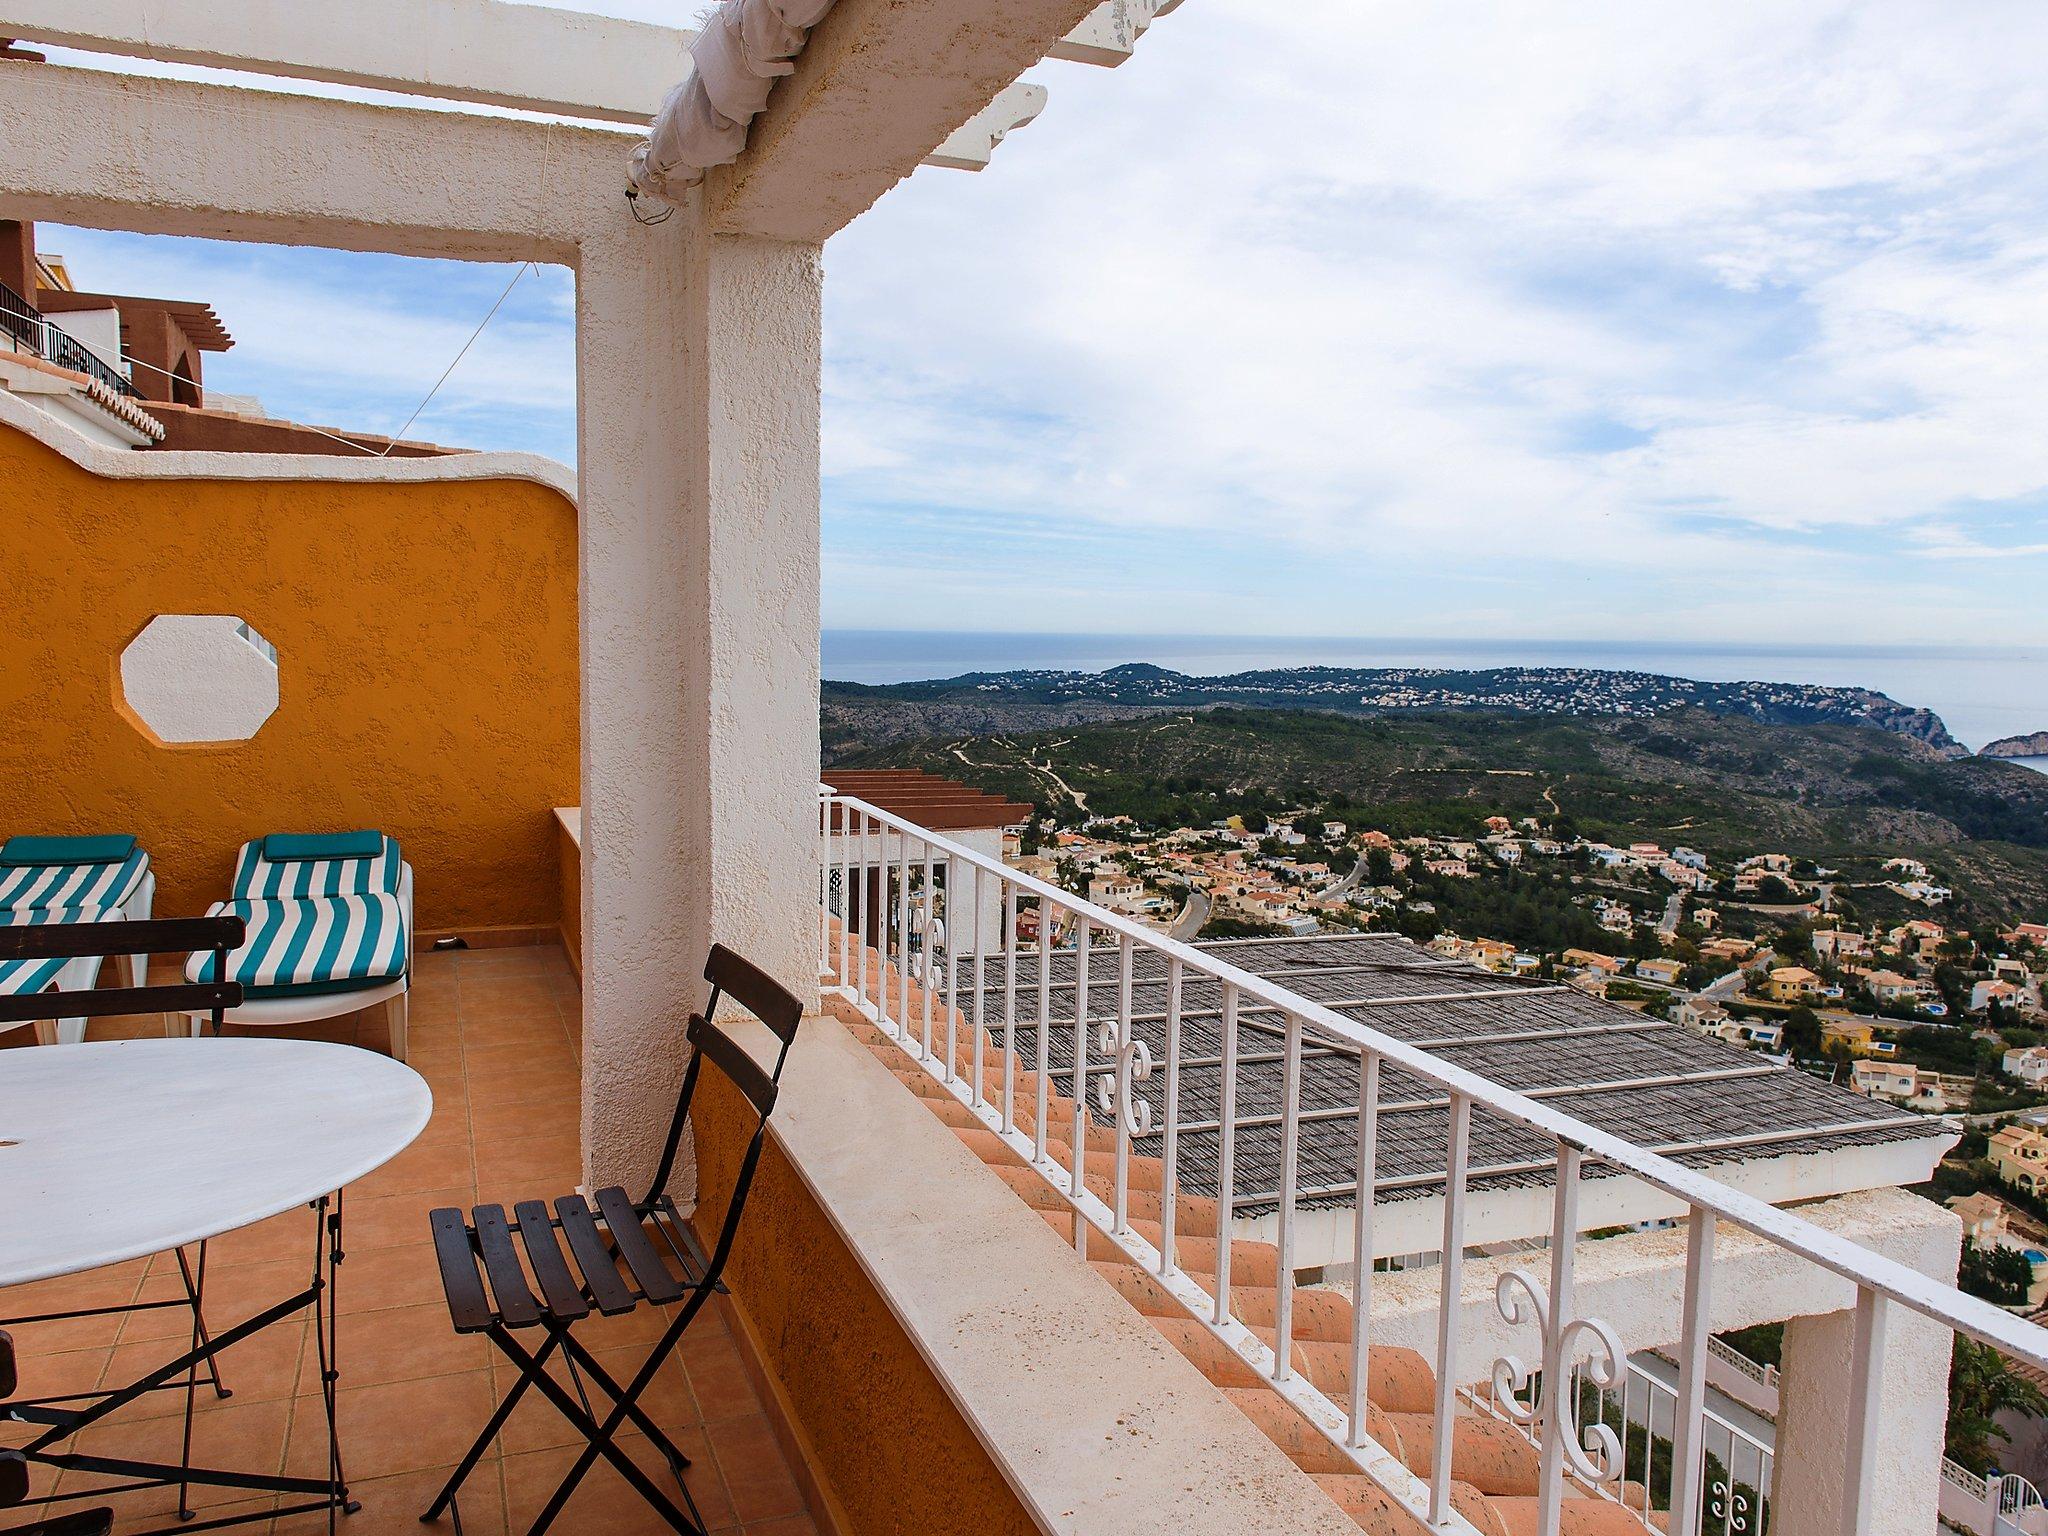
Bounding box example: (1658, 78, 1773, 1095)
(421, 944, 803, 1536)
(1, 1334, 113, 1536)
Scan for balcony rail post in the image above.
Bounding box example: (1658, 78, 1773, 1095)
(1159, 956, 1184, 1277)
(1429, 1092, 1472, 1526)
(896, 824, 911, 1034)
(1070, 913, 1092, 1255)
(1669, 1210, 1716, 1536)
(1213, 983, 1238, 1327)
(921, 840, 937, 1060)
(1002, 882, 1018, 1135)
(855, 808, 870, 1009)
(1111, 934, 1135, 1235)
(944, 859, 959, 1087)
(1534, 1142, 1583, 1531)
(1273, 1012, 1302, 1383)
(971, 863, 986, 1110)
(1346, 1049, 1380, 1447)
(1034, 901, 1052, 1166)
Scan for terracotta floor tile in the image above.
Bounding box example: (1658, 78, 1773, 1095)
(460, 949, 552, 976)
(743, 1516, 818, 1536)
(121, 1258, 311, 1344)
(286, 1369, 498, 1483)
(4, 1344, 111, 1403)
(344, 1185, 472, 1253)
(332, 1246, 447, 1316)
(280, 1462, 507, 1536)
(678, 1327, 762, 1424)
(502, 1427, 734, 1535)
(57, 1395, 292, 1514)
(464, 1096, 581, 1147)
(463, 1040, 576, 1082)
(537, 1298, 666, 1352)
(204, 1207, 320, 1269)
(467, 1066, 581, 1110)
(472, 1149, 583, 1199)
(401, 1035, 466, 1066)
(0, 1311, 126, 1356)
(459, 1026, 572, 1060)
(101, 1312, 308, 1419)
(0, 1258, 147, 1308)
(350, 1131, 476, 1199)
(0, 1262, 147, 1353)
(705, 1414, 804, 1526)
(491, 1344, 699, 1456)
(296, 1301, 486, 1393)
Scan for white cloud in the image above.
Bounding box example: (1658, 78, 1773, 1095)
(821, 0, 2048, 640)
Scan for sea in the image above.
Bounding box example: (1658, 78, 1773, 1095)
(821, 630, 2048, 772)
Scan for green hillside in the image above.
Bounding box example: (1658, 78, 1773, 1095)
(829, 706, 2048, 924)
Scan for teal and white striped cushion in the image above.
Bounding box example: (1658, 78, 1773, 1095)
(186, 894, 408, 998)
(231, 835, 403, 900)
(0, 905, 107, 998)
(0, 850, 149, 913)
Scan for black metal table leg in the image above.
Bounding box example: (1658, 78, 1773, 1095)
(1, 1197, 357, 1535)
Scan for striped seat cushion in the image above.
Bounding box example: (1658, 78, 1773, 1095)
(186, 894, 408, 999)
(0, 849, 149, 914)
(232, 835, 403, 900)
(0, 906, 107, 998)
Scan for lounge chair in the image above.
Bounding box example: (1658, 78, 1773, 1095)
(0, 834, 154, 988)
(0, 906, 119, 1045)
(180, 831, 413, 1060)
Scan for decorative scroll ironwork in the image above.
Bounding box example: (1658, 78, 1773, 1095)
(1709, 1477, 1754, 1533)
(1489, 1271, 1627, 1484)
(1094, 1021, 1155, 1136)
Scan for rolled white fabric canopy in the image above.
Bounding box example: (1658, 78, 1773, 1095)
(628, 0, 838, 207)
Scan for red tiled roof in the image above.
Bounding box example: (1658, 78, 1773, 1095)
(825, 768, 1031, 832)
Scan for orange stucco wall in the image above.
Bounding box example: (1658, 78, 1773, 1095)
(0, 421, 578, 928)
(692, 1066, 1040, 1536)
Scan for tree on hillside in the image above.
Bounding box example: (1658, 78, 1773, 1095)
(1784, 1007, 1822, 1061)
(1948, 1337, 2048, 1474)
(1960, 1242, 2032, 1306)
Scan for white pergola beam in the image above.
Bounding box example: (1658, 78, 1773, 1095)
(1047, 0, 1182, 68)
(924, 82, 1048, 173)
(0, 63, 615, 259)
(707, 0, 1104, 240)
(0, 0, 692, 123)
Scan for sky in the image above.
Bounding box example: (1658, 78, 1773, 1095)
(34, 0, 2048, 646)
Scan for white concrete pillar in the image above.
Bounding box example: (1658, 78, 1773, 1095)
(946, 829, 1007, 957)
(575, 222, 821, 1196)
(1769, 1268, 1959, 1535)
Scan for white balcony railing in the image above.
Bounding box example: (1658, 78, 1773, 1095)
(816, 787, 2048, 1536)
(1467, 1350, 1775, 1534)
(1706, 1334, 1779, 1391)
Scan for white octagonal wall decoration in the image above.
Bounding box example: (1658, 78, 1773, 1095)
(120, 615, 280, 745)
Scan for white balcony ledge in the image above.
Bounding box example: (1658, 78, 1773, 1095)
(718, 1003, 1365, 1535)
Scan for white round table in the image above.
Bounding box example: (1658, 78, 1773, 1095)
(0, 1037, 432, 1286)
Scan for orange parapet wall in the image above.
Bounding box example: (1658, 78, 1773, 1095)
(0, 420, 578, 930)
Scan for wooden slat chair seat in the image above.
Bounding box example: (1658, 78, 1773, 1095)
(421, 945, 803, 1536)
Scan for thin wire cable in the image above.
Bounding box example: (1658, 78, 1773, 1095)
(114, 351, 384, 456)
(380, 260, 535, 454)
(114, 259, 539, 457)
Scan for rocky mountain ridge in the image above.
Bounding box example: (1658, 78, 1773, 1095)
(1982, 732, 2048, 760)
(824, 662, 1969, 761)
